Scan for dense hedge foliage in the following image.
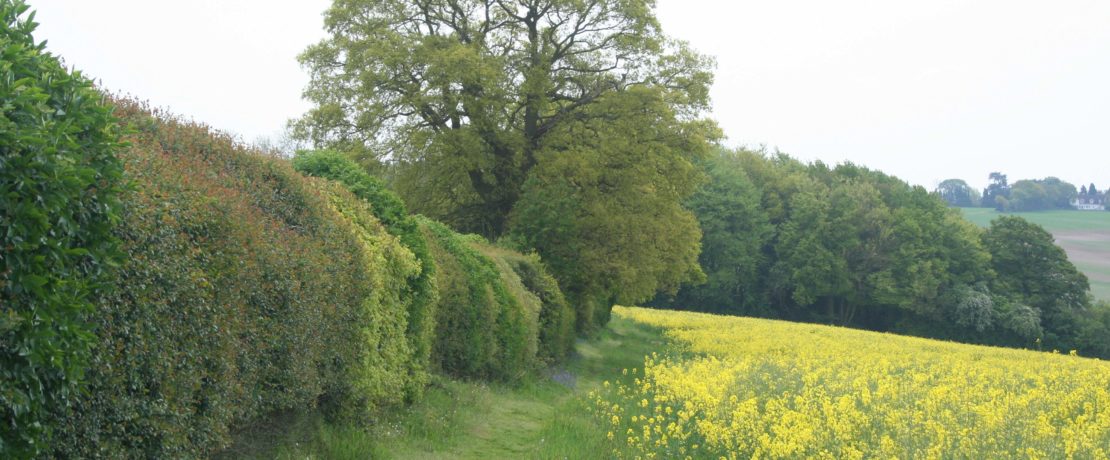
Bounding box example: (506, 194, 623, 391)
(45, 100, 418, 457)
(292, 150, 437, 397)
(308, 179, 420, 414)
(471, 243, 542, 367)
(0, 2, 124, 455)
(480, 246, 576, 363)
(525, 262, 576, 362)
(417, 218, 537, 380)
(293, 151, 573, 376)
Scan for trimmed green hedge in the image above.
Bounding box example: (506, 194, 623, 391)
(474, 244, 575, 364)
(0, 2, 124, 455)
(2, 5, 578, 453)
(47, 100, 418, 457)
(472, 242, 542, 366)
(293, 151, 573, 378)
(308, 178, 419, 415)
(292, 150, 436, 398)
(418, 218, 535, 380)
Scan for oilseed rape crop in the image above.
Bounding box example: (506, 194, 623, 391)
(590, 306, 1110, 459)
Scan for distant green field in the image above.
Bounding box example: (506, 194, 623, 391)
(958, 208, 1110, 301)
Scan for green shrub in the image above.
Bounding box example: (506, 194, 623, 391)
(308, 178, 420, 415)
(293, 150, 436, 397)
(472, 243, 542, 365)
(478, 245, 575, 363)
(292, 150, 407, 227)
(0, 2, 123, 455)
(47, 99, 416, 457)
(417, 218, 534, 380)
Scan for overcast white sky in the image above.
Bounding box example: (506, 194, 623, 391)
(31, 0, 1110, 191)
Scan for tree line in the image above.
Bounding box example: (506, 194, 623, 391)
(936, 173, 1106, 211)
(651, 149, 1110, 356)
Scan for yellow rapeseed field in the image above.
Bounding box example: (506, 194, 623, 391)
(590, 306, 1110, 459)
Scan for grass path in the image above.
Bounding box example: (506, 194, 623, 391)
(226, 315, 665, 459)
(388, 315, 665, 459)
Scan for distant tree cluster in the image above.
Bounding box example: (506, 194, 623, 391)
(937, 173, 1101, 212)
(654, 149, 1106, 357)
(980, 172, 1011, 210)
(1003, 177, 1078, 211)
(977, 172, 1082, 211)
(934, 179, 978, 207)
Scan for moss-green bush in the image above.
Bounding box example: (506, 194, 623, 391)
(475, 244, 575, 363)
(308, 179, 419, 415)
(472, 243, 542, 365)
(293, 151, 573, 378)
(292, 150, 436, 397)
(418, 218, 534, 380)
(47, 99, 417, 457)
(0, 2, 124, 455)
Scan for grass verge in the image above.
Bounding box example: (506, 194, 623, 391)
(220, 314, 666, 459)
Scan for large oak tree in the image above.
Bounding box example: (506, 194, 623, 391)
(295, 0, 714, 237)
(297, 0, 717, 329)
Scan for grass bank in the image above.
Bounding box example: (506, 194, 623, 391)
(221, 314, 666, 459)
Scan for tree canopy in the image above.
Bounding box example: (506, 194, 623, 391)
(980, 173, 1078, 212)
(296, 0, 714, 237)
(508, 87, 711, 329)
(934, 178, 977, 207)
(982, 172, 1010, 210)
(653, 149, 1100, 355)
(296, 0, 718, 329)
(1005, 177, 1077, 211)
(983, 216, 1090, 341)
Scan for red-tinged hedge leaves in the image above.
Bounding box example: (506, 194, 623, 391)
(47, 99, 418, 458)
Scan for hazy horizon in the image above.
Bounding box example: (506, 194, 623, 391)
(30, 0, 1110, 192)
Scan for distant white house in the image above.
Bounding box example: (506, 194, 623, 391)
(1073, 201, 1106, 211)
(1072, 187, 1106, 211)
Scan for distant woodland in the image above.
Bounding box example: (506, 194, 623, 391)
(936, 173, 1107, 211)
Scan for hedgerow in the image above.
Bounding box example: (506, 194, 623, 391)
(472, 243, 542, 366)
(47, 99, 417, 457)
(418, 218, 535, 380)
(292, 150, 437, 397)
(476, 244, 575, 363)
(2, 3, 578, 454)
(307, 178, 419, 415)
(0, 2, 124, 455)
(294, 151, 573, 376)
